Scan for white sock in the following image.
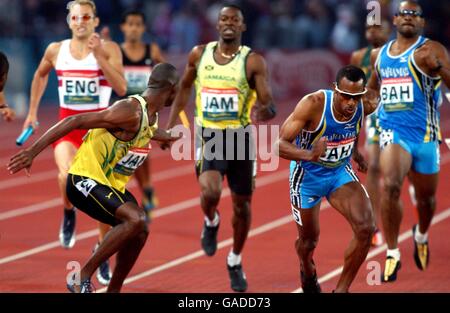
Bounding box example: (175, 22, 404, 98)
(205, 212, 219, 227)
(386, 248, 401, 261)
(414, 225, 428, 243)
(227, 250, 242, 267)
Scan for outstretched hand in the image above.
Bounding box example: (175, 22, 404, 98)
(152, 128, 183, 150)
(255, 103, 276, 122)
(1, 107, 15, 122)
(7, 149, 34, 175)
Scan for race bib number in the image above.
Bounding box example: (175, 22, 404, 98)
(62, 76, 100, 105)
(75, 178, 97, 197)
(201, 87, 239, 121)
(380, 77, 414, 111)
(319, 139, 355, 167)
(113, 147, 150, 176)
(379, 128, 394, 149)
(124, 66, 151, 95)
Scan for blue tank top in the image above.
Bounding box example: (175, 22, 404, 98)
(293, 89, 364, 175)
(376, 36, 442, 142)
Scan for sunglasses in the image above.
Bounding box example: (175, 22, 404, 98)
(67, 14, 95, 24)
(335, 85, 367, 101)
(395, 9, 422, 18)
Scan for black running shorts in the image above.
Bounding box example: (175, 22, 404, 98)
(195, 125, 256, 196)
(66, 174, 138, 226)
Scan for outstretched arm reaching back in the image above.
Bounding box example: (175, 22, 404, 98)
(8, 99, 141, 174)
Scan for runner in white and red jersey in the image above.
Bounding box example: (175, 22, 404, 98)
(21, 1, 126, 281)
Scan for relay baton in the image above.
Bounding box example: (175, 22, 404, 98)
(16, 122, 38, 146)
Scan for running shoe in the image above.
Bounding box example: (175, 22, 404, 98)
(59, 208, 76, 249)
(301, 270, 321, 293)
(381, 256, 401, 282)
(67, 278, 95, 293)
(412, 224, 429, 271)
(227, 263, 248, 292)
(93, 243, 112, 286)
(201, 221, 220, 256)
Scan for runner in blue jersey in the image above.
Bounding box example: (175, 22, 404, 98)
(276, 65, 379, 293)
(368, 0, 450, 282)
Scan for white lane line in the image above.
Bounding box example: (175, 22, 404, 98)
(0, 169, 57, 190)
(291, 207, 450, 293)
(0, 169, 290, 265)
(0, 164, 194, 220)
(98, 215, 295, 292)
(0, 230, 98, 265)
(96, 201, 331, 292)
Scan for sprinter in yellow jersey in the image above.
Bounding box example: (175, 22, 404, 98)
(166, 4, 276, 292)
(8, 63, 180, 293)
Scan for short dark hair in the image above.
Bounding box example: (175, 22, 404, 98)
(121, 10, 146, 24)
(0, 51, 9, 76)
(399, 0, 422, 14)
(221, 3, 244, 19)
(148, 63, 179, 89)
(336, 65, 367, 87)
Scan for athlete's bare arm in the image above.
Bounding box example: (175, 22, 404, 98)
(8, 99, 142, 174)
(414, 40, 450, 88)
(247, 52, 276, 122)
(89, 34, 127, 96)
(275, 92, 326, 162)
(166, 45, 205, 129)
(367, 48, 381, 93)
(362, 88, 380, 116)
(151, 43, 165, 64)
(23, 42, 61, 130)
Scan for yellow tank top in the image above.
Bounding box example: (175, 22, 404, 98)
(68, 95, 157, 192)
(194, 41, 257, 129)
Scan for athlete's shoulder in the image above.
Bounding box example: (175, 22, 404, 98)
(350, 47, 368, 66)
(102, 39, 121, 51)
(44, 41, 63, 62)
(190, 44, 207, 60)
(419, 39, 447, 52)
(246, 51, 267, 69)
(47, 41, 63, 52)
(112, 97, 142, 117)
(298, 91, 325, 112)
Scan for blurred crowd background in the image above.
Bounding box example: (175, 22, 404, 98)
(0, 0, 449, 114)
